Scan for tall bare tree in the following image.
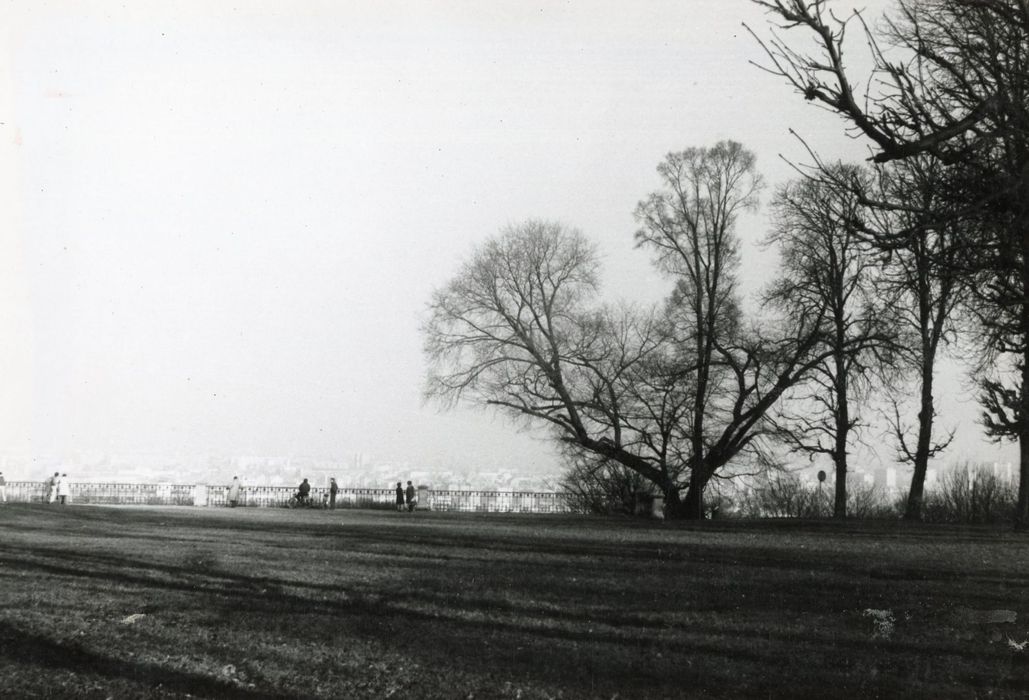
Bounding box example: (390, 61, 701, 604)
(866, 157, 968, 520)
(764, 167, 895, 518)
(749, 0, 1029, 526)
(633, 141, 764, 517)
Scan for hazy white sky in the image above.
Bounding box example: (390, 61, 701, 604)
(0, 0, 1016, 476)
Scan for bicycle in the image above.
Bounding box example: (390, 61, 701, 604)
(286, 492, 315, 508)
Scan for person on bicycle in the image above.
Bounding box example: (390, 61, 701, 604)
(297, 478, 311, 505)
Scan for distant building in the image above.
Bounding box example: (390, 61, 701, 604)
(992, 461, 1014, 482)
(873, 467, 897, 492)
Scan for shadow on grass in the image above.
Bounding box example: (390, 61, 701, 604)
(2, 505, 1028, 697)
(0, 620, 289, 699)
(1, 538, 1024, 697)
(3, 511, 1028, 623)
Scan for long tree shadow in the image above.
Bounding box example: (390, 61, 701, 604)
(334, 524, 1029, 608)
(4, 515, 1027, 622)
(10, 504, 1028, 574)
(2, 537, 1021, 696)
(3, 507, 1028, 697)
(0, 620, 290, 699)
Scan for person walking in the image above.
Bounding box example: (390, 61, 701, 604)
(395, 482, 405, 512)
(228, 476, 241, 507)
(0, 471, 6, 504)
(405, 481, 416, 513)
(329, 477, 338, 510)
(56, 473, 70, 505)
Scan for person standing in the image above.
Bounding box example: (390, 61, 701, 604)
(228, 476, 241, 508)
(405, 481, 416, 512)
(56, 473, 70, 505)
(395, 482, 405, 512)
(0, 471, 6, 504)
(329, 477, 338, 510)
(46, 472, 59, 504)
(297, 478, 311, 505)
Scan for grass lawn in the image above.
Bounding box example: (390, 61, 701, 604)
(0, 505, 1027, 698)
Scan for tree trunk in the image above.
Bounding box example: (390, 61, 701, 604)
(670, 469, 707, 520)
(904, 359, 935, 521)
(682, 481, 704, 520)
(832, 352, 850, 519)
(661, 485, 685, 519)
(1017, 421, 1029, 529)
(1017, 169, 1029, 530)
(1018, 332, 1029, 529)
(832, 454, 848, 519)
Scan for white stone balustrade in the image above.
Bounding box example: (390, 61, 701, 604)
(2, 481, 576, 514)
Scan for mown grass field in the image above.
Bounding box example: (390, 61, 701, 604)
(0, 504, 1027, 699)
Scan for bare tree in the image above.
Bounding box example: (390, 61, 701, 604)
(866, 157, 967, 520)
(424, 220, 690, 513)
(748, 0, 1029, 526)
(764, 166, 896, 518)
(633, 141, 764, 517)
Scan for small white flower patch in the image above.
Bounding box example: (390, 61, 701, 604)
(863, 609, 895, 640)
(1007, 638, 1028, 652)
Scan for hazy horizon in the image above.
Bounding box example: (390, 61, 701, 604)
(0, 0, 1017, 481)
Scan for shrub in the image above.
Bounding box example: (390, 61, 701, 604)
(559, 455, 651, 515)
(847, 481, 896, 519)
(733, 473, 897, 520)
(920, 463, 1017, 524)
(736, 472, 827, 518)
(703, 485, 736, 519)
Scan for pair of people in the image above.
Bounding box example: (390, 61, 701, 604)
(292, 478, 339, 508)
(395, 481, 416, 512)
(45, 472, 69, 505)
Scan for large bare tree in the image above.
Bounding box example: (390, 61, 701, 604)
(424, 220, 691, 512)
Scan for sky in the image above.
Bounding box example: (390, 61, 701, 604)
(0, 0, 1017, 478)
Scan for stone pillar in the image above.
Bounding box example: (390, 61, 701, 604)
(417, 485, 430, 510)
(651, 495, 665, 519)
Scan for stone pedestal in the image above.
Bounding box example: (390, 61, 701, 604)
(651, 495, 665, 519)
